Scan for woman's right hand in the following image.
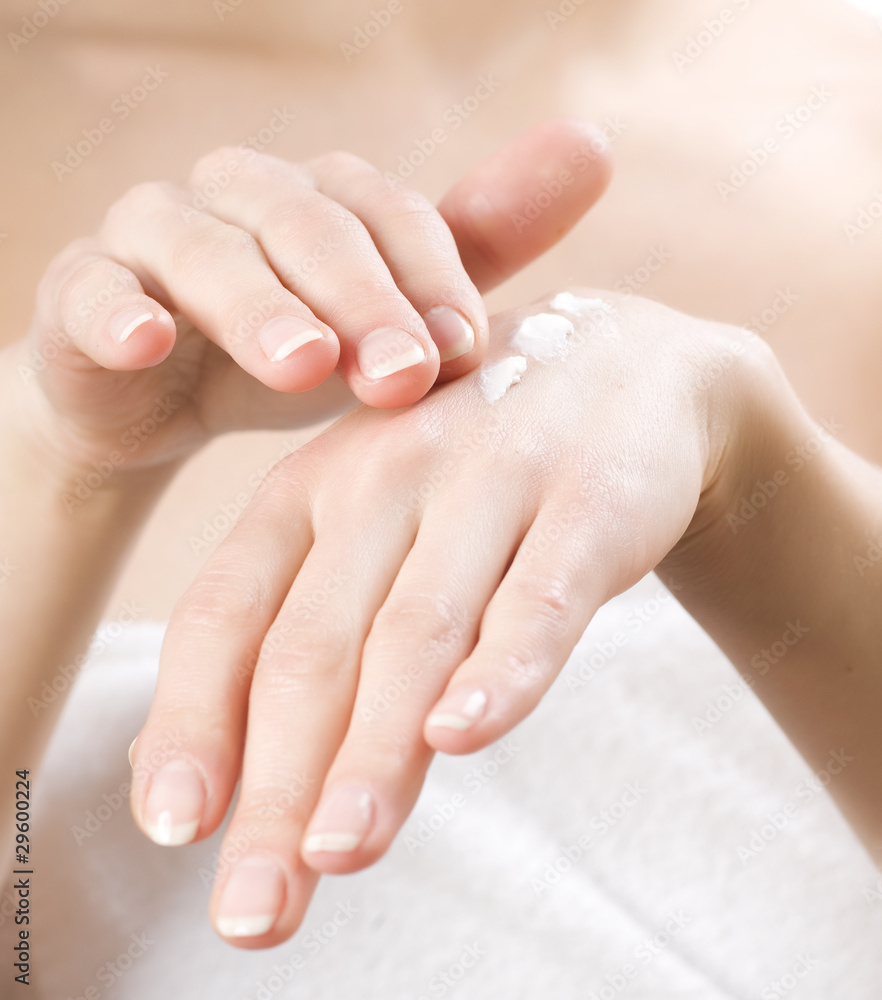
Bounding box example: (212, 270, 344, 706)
(13, 119, 611, 485)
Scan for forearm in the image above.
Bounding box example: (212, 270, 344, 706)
(663, 344, 882, 858)
(0, 352, 174, 854)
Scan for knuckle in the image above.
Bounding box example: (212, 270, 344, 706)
(169, 221, 262, 278)
(37, 239, 99, 306)
(106, 180, 178, 230)
(345, 726, 423, 770)
(188, 145, 249, 187)
(518, 576, 574, 641)
(173, 564, 272, 641)
(370, 591, 469, 656)
(309, 149, 372, 180)
(267, 196, 364, 249)
(254, 615, 352, 691)
(498, 647, 547, 692)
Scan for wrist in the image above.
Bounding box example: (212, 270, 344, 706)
(1, 344, 181, 519)
(661, 326, 815, 589)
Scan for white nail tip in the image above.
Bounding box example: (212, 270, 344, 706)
(438, 334, 475, 364)
(427, 691, 487, 731)
(362, 343, 425, 379)
(426, 713, 475, 731)
(127, 737, 137, 768)
(116, 312, 153, 344)
(146, 812, 199, 847)
(303, 832, 363, 854)
(462, 691, 488, 716)
(216, 914, 276, 938)
(271, 329, 323, 361)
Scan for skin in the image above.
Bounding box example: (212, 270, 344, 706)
(2, 0, 882, 954)
(0, 118, 610, 876)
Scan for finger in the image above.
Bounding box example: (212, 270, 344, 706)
(306, 151, 487, 378)
(33, 238, 177, 370)
(99, 181, 341, 394)
(438, 118, 613, 292)
(209, 498, 419, 946)
(301, 487, 531, 874)
(188, 149, 441, 408)
(129, 465, 314, 849)
(424, 500, 604, 755)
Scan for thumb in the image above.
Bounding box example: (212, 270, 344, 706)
(437, 118, 612, 294)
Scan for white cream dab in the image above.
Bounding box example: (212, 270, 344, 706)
(480, 355, 528, 402)
(510, 312, 574, 361)
(549, 292, 616, 317)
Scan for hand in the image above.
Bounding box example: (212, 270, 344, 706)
(130, 288, 770, 946)
(9, 119, 610, 484)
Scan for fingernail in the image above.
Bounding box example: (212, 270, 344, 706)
(303, 785, 374, 854)
(216, 857, 286, 938)
(143, 758, 205, 846)
(357, 327, 425, 380)
(258, 316, 324, 362)
(112, 307, 154, 344)
(423, 307, 476, 363)
(426, 690, 488, 731)
(127, 737, 137, 768)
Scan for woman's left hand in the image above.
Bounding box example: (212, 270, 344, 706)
(130, 289, 766, 947)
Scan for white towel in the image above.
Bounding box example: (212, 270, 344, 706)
(4, 573, 880, 999)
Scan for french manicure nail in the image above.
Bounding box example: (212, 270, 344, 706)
(112, 308, 154, 344)
(127, 737, 137, 768)
(426, 690, 488, 731)
(303, 785, 374, 854)
(216, 857, 286, 938)
(423, 306, 476, 363)
(356, 327, 425, 380)
(258, 316, 323, 362)
(143, 758, 205, 846)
